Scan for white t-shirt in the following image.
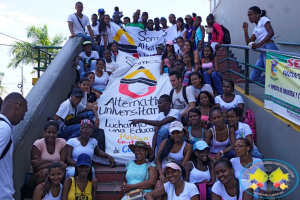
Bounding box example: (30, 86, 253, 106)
(156, 109, 181, 133)
(189, 84, 214, 96)
(164, 181, 199, 200)
(100, 26, 113, 45)
(67, 137, 98, 161)
(235, 122, 258, 151)
(214, 95, 244, 113)
(230, 157, 265, 186)
(78, 51, 99, 64)
(176, 28, 187, 38)
(172, 86, 196, 114)
(212, 179, 250, 200)
(106, 61, 119, 73)
(80, 92, 88, 106)
(92, 70, 110, 90)
(253, 17, 273, 42)
(67, 13, 90, 35)
(55, 99, 86, 129)
(0, 114, 14, 200)
(86, 23, 100, 36)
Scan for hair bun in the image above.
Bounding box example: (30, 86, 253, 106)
(260, 10, 267, 17)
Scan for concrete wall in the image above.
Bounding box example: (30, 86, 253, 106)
(210, 0, 300, 70)
(12, 37, 83, 200)
(234, 86, 300, 200)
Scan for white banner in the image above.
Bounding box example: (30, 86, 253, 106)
(94, 52, 172, 164)
(111, 22, 181, 57)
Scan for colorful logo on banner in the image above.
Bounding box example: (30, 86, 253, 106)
(271, 60, 279, 81)
(119, 66, 157, 99)
(240, 159, 299, 199)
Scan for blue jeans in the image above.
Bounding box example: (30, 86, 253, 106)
(58, 124, 81, 141)
(76, 33, 101, 55)
(78, 110, 94, 120)
(99, 45, 105, 58)
(156, 127, 169, 153)
(203, 71, 223, 94)
(78, 60, 97, 78)
(250, 42, 279, 84)
(66, 166, 95, 178)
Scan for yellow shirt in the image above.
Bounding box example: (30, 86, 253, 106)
(68, 177, 93, 200)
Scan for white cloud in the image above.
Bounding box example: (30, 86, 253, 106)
(0, 3, 8, 10)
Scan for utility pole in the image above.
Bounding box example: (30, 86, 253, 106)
(17, 66, 23, 96)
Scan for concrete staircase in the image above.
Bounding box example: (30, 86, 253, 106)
(95, 164, 126, 200)
(216, 47, 245, 83)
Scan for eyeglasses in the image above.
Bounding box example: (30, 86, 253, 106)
(80, 127, 92, 131)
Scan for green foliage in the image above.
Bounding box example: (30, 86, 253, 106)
(8, 25, 66, 68)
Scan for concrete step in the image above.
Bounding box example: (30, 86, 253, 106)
(94, 165, 126, 183)
(96, 182, 123, 200)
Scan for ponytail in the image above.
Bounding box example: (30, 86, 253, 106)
(248, 6, 267, 17)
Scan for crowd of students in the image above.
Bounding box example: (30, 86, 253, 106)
(0, 2, 279, 200)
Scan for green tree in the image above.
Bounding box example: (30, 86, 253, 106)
(0, 72, 7, 95)
(8, 25, 66, 68)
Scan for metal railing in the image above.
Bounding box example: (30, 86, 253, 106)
(219, 44, 300, 95)
(34, 46, 63, 78)
(277, 42, 300, 46)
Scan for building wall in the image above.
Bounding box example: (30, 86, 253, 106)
(12, 37, 83, 200)
(210, 0, 300, 70)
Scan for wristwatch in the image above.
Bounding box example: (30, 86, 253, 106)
(219, 150, 224, 155)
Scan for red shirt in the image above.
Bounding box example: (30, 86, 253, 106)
(210, 23, 224, 44)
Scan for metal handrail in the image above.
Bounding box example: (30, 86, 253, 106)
(34, 46, 63, 78)
(277, 42, 300, 46)
(219, 44, 300, 95)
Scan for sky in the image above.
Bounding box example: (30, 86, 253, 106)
(0, 0, 210, 98)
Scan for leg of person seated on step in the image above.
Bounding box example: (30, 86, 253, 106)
(211, 71, 223, 95)
(250, 53, 265, 84)
(58, 124, 81, 140)
(26, 168, 49, 191)
(156, 127, 169, 154)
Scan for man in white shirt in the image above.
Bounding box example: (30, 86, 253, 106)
(130, 95, 180, 153)
(67, 2, 100, 52)
(0, 93, 28, 200)
(53, 88, 99, 140)
(86, 14, 100, 42)
(74, 41, 99, 78)
(169, 70, 196, 126)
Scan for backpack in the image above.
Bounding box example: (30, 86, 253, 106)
(0, 117, 12, 159)
(170, 86, 189, 106)
(213, 23, 231, 44)
(243, 109, 257, 142)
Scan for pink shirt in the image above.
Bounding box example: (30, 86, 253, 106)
(33, 138, 66, 161)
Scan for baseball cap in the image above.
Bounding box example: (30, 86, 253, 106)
(83, 41, 92, 46)
(163, 162, 182, 173)
(76, 153, 92, 167)
(72, 88, 84, 97)
(98, 8, 105, 13)
(193, 141, 210, 151)
(160, 17, 167, 21)
(169, 121, 184, 133)
(156, 43, 164, 49)
(166, 41, 174, 46)
(142, 12, 148, 16)
(185, 14, 192, 19)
